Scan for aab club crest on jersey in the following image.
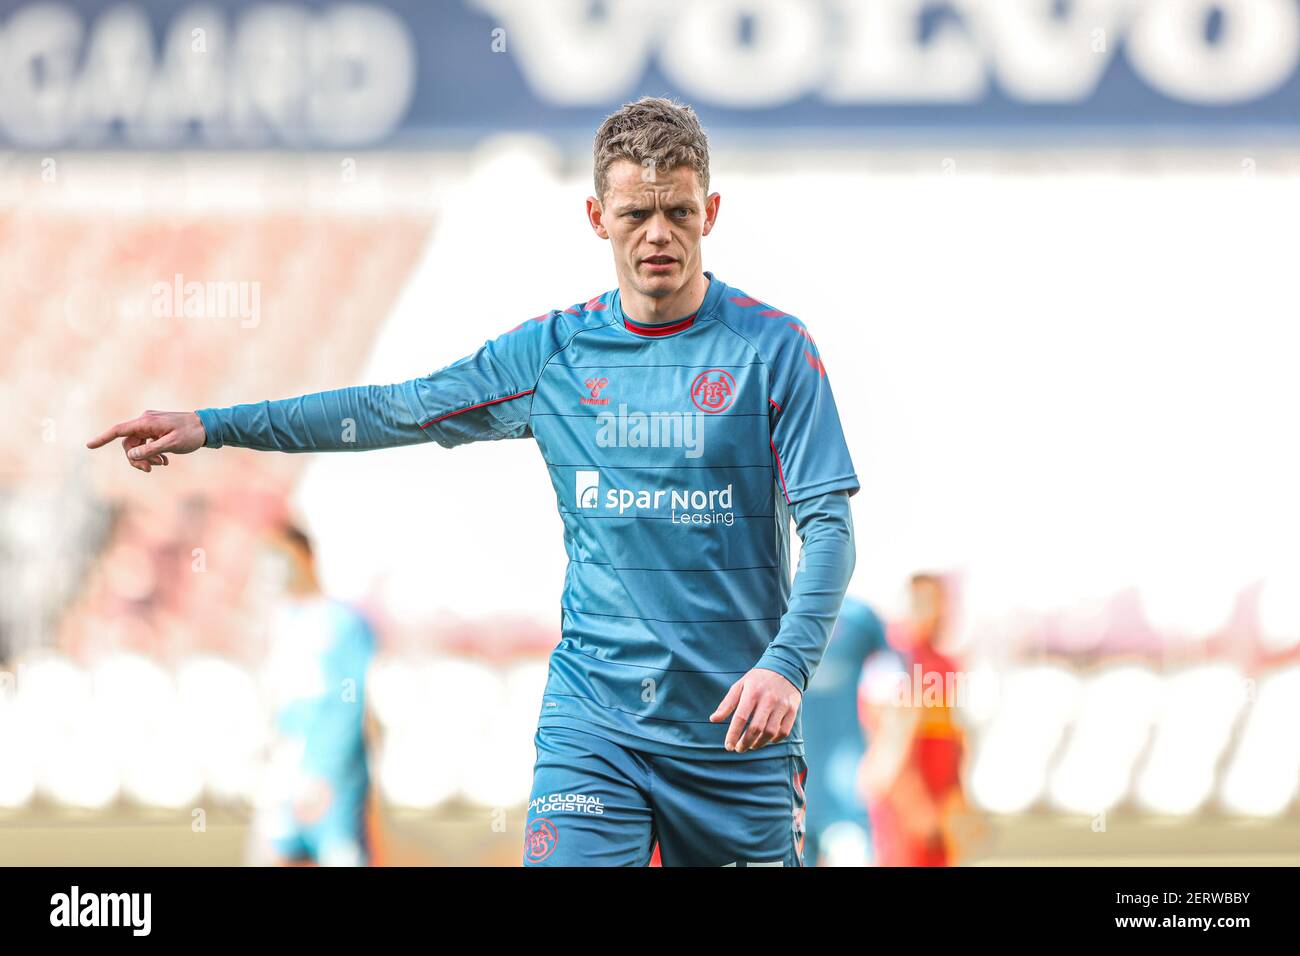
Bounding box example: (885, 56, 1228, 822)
(690, 368, 736, 414)
(524, 817, 559, 864)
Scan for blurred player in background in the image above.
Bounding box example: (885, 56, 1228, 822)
(245, 522, 379, 867)
(858, 573, 972, 866)
(801, 596, 888, 866)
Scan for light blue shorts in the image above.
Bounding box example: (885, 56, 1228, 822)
(523, 725, 807, 867)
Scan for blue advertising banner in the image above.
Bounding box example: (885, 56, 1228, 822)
(0, 0, 1297, 148)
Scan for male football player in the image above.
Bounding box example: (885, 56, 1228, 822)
(88, 97, 858, 867)
(859, 574, 970, 866)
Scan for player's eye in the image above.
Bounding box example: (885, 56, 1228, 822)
(627, 210, 647, 220)
(672, 208, 691, 218)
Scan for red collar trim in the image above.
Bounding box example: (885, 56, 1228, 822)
(623, 313, 697, 337)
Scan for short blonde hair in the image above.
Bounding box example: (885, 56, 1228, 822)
(592, 96, 710, 201)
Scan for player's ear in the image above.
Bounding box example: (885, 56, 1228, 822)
(587, 196, 609, 240)
(702, 192, 721, 236)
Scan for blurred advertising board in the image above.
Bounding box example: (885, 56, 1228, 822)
(0, 0, 1297, 147)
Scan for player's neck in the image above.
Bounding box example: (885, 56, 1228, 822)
(619, 270, 710, 326)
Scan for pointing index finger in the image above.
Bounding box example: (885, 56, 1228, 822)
(86, 419, 139, 449)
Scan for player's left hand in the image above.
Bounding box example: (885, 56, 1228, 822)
(710, 668, 801, 753)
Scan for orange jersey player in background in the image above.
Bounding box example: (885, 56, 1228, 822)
(857, 573, 972, 866)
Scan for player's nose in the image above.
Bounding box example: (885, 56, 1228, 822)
(644, 211, 673, 242)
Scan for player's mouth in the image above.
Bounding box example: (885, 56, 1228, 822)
(641, 255, 677, 273)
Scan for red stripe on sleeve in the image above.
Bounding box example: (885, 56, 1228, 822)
(770, 438, 791, 503)
(420, 389, 535, 428)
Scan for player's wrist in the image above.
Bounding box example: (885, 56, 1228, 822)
(753, 659, 806, 694)
(192, 408, 220, 448)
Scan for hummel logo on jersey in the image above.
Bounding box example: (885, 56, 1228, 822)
(576, 470, 600, 508)
(580, 377, 610, 405)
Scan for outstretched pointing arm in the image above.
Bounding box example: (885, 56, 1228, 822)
(86, 316, 558, 473)
(192, 381, 438, 453)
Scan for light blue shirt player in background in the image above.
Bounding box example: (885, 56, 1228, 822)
(248, 523, 376, 867)
(802, 597, 889, 866)
(87, 98, 858, 866)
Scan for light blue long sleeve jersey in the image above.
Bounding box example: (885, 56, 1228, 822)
(197, 272, 858, 760)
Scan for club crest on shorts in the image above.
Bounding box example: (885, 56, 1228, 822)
(691, 368, 736, 414)
(524, 817, 559, 864)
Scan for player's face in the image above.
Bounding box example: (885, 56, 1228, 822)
(251, 536, 313, 601)
(909, 579, 946, 646)
(249, 541, 294, 605)
(588, 159, 719, 299)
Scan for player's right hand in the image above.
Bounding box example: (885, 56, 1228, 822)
(86, 410, 207, 473)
